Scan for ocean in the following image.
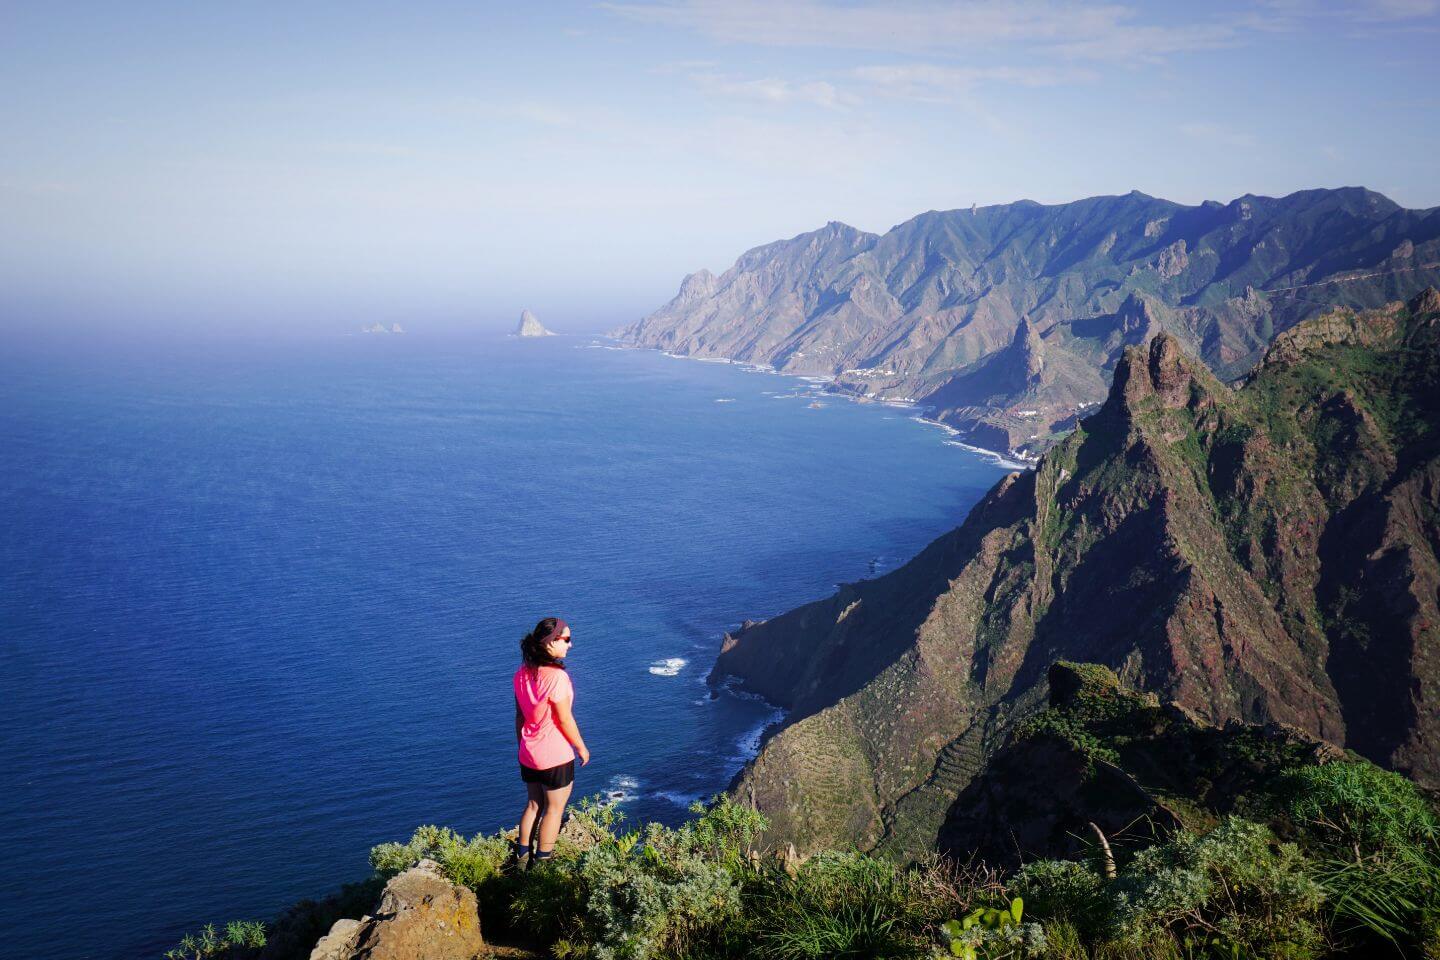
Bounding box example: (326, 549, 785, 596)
(0, 331, 1010, 959)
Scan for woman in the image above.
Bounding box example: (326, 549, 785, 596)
(512, 616, 590, 868)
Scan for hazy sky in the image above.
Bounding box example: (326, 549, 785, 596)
(3, 1, 1438, 336)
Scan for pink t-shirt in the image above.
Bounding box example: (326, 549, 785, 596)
(513, 664, 576, 770)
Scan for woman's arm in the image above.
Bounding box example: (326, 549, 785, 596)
(550, 695, 590, 766)
(515, 696, 523, 745)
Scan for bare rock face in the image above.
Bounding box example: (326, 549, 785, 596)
(309, 919, 363, 960)
(1410, 286, 1440, 318)
(309, 860, 483, 960)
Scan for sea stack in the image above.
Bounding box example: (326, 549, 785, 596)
(515, 309, 554, 337)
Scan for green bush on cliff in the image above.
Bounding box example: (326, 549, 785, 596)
(503, 797, 954, 959)
(1009, 859, 1107, 936)
(328, 758, 1438, 960)
(1276, 761, 1438, 855)
(368, 823, 510, 889)
(511, 797, 754, 960)
(1273, 762, 1440, 951)
(1013, 710, 1121, 767)
(566, 837, 742, 960)
(749, 852, 930, 959)
(940, 897, 1047, 959)
(163, 920, 265, 960)
(1109, 818, 1325, 958)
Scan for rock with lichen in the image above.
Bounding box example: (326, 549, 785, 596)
(308, 860, 483, 960)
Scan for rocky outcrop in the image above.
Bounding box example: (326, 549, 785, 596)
(515, 310, 554, 337)
(310, 860, 484, 960)
(937, 663, 1345, 867)
(715, 292, 1440, 861)
(617, 188, 1440, 456)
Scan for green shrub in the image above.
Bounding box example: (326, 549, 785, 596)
(561, 795, 628, 854)
(1014, 710, 1121, 766)
(510, 850, 588, 948)
(682, 794, 768, 865)
(223, 921, 265, 949)
(164, 919, 266, 959)
(558, 832, 742, 960)
(1009, 859, 1107, 935)
(507, 798, 760, 960)
(1109, 818, 1324, 959)
(751, 853, 925, 959)
(941, 897, 1047, 959)
(367, 823, 509, 890)
(1275, 762, 1440, 950)
(1275, 762, 1438, 856)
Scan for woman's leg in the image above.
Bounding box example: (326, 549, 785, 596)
(518, 781, 545, 849)
(535, 781, 573, 854)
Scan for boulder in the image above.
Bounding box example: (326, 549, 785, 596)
(309, 859, 483, 960)
(309, 919, 362, 960)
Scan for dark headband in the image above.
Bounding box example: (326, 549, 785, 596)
(540, 618, 569, 646)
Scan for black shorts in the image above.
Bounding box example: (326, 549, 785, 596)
(520, 760, 575, 789)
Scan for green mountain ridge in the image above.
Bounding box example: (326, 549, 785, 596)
(711, 288, 1440, 862)
(617, 188, 1440, 456)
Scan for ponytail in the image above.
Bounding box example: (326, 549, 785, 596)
(520, 617, 568, 671)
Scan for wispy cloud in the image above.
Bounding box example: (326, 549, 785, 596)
(691, 73, 859, 109)
(1052, 21, 1239, 61)
(1256, 0, 1439, 23)
(854, 63, 1093, 102)
(603, 0, 1250, 63)
(1349, 0, 1439, 20)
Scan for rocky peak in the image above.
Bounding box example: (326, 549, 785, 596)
(676, 269, 718, 304)
(1010, 316, 1045, 387)
(1409, 286, 1440, 318)
(1116, 291, 1160, 343)
(515, 309, 553, 338)
(1105, 332, 1201, 417)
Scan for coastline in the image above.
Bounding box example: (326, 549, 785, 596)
(583, 334, 1036, 795)
(593, 336, 1039, 472)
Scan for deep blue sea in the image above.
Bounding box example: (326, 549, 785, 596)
(0, 332, 1010, 959)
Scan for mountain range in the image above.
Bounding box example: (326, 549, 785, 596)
(710, 289, 1440, 862)
(616, 188, 1440, 457)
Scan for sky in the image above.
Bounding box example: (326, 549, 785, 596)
(2, 0, 1438, 337)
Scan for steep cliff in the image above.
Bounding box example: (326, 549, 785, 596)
(618, 189, 1440, 455)
(713, 290, 1440, 860)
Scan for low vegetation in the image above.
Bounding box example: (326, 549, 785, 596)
(163, 664, 1440, 960)
(163, 920, 266, 959)
(347, 768, 1437, 960)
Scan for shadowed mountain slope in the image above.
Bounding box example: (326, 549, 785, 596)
(712, 289, 1440, 861)
(619, 189, 1440, 456)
